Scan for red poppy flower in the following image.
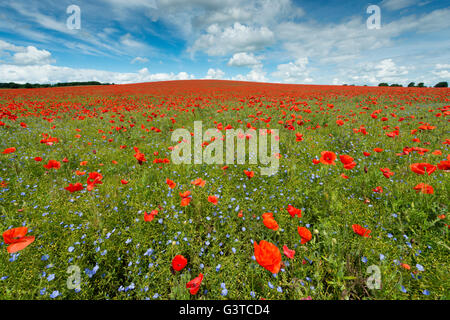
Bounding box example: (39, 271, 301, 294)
(373, 186, 383, 193)
(431, 150, 442, 156)
(262, 212, 274, 220)
(339, 155, 353, 165)
(320, 151, 336, 165)
(172, 255, 187, 271)
(244, 170, 254, 179)
(40, 136, 59, 145)
(208, 195, 218, 205)
(418, 125, 436, 131)
(380, 168, 394, 178)
(34, 157, 42, 162)
(352, 224, 371, 238)
(373, 148, 384, 153)
(339, 155, 356, 169)
(121, 179, 128, 185)
(401, 263, 411, 270)
(87, 172, 103, 191)
(186, 273, 203, 295)
(437, 159, 450, 171)
(43, 160, 61, 170)
(343, 162, 356, 170)
(180, 197, 191, 206)
(166, 179, 176, 189)
(2, 147, 16, 154)
(144, 209, 158, 222)
(282, 245, 295, 259)
(2, 227, 35, 253)
(413, 183, 434, 194)
(262, 213, 279, 231)
(133, 147, 147, 165)
(64, 183, 84, 193)
(286, 205, 302, 218)
(253, 240, 282, 274)
(298, 227, 312, 244)
(191, 178, 206, 187)
(180, 191, 191, 206)
(410, 163, 437, 175)
(179, 191, 191, 198)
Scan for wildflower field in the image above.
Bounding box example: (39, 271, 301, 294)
(0, 80, 449, 300)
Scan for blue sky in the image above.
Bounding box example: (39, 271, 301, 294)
(0, 0, 449, 85)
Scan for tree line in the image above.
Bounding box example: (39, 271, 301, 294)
(378, 81, 448, 88)
(0, 80, 447, 88)
(0, 81, 113, 89)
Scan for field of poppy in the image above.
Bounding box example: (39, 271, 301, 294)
(0, 80, 449, 300)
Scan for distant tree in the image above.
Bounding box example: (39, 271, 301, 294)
(378, 83, 389, 87)
(434, 81, 448, 88)
(417, 82, 425, 87)
(407, 82, 415, 87)
(390, 84, 403, 87)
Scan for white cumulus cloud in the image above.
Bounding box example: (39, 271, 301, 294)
(0, 40, 193, 84)
(432, 64, 450, 80)
(190, 22, 274, 56)
(272, 58, 313, 84)
(0, 40, 54, 65)
(232, 65, 268, 82)
(343, 58, 412, 85)
(0, 64, 194, 84)
(12, 46, 54, 65)
(227, 52, 262, 67)
(205, 68, 225, 79)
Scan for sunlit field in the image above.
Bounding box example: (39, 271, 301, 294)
(0, 80, 449, 300)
